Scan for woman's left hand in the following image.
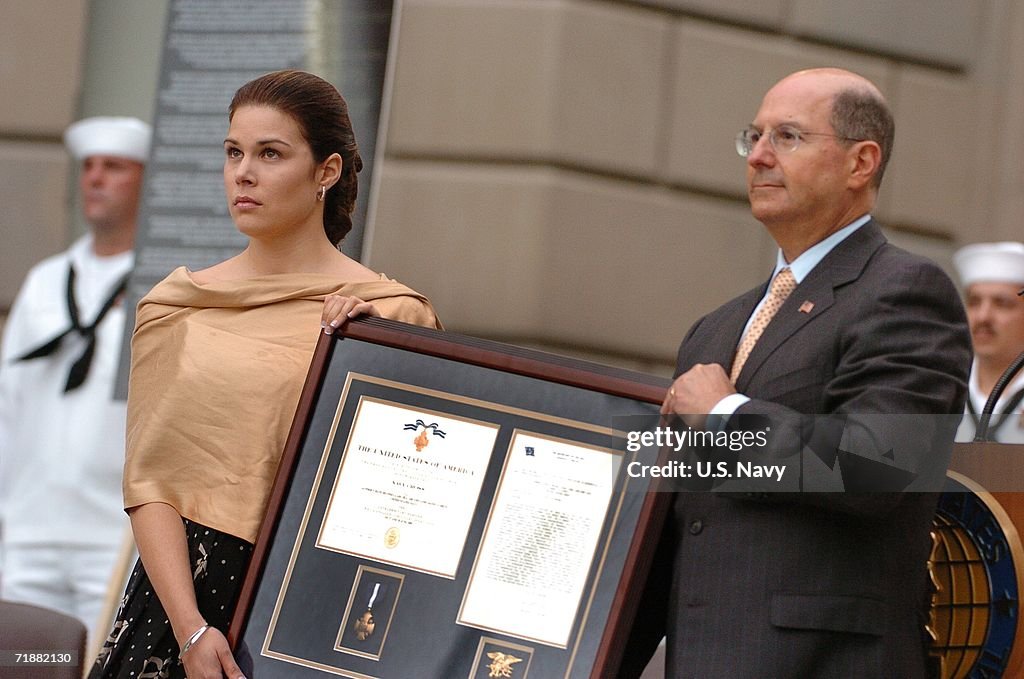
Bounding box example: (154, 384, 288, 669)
(322, 294, 380, 334)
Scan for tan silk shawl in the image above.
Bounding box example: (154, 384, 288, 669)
(123, 267, 440, 542)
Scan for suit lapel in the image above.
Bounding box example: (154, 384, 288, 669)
(733, 220, 887, 390)
(677, 282, 763, 375)
(699, 289, 763, 371)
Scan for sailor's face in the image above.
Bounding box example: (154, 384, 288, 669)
(965, 281, 1024, 367)
(79, 155, 144, 232)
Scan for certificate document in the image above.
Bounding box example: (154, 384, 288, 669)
(458, 430, 622, 647)
(316, 396, 499, 578)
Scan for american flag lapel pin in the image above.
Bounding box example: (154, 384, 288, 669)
(799, 300, 814, 314)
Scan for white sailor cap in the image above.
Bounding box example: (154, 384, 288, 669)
(953, 241, 1024, 287)
(63, 116, 152, 163)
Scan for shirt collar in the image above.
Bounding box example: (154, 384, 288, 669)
(772, 214, 871, 283)
(968, 358, 1024, 412)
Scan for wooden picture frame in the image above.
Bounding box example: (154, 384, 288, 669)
(228, 318, 671, 678)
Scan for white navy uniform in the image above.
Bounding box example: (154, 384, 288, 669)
(956, 361, 1024, 443)
(0, 234, 132, 630)
(952, 241, 1024, 444)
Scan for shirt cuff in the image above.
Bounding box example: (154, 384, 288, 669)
(707, 393, 751, 430)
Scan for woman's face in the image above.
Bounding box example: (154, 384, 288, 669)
(223, 105, 323, 242)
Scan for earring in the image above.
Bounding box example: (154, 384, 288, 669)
(317, 185, 326, 202)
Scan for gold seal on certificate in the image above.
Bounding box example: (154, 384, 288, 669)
(384, 527, 400, 549)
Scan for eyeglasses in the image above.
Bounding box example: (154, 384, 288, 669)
(735, 124, 865, 157)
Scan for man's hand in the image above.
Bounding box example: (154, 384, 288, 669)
(661, 363, 736, 427)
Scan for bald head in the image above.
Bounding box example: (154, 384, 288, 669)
(768, 69, 894, 188)
(745, 68, 894, 257)
(775, 68, 882, 95)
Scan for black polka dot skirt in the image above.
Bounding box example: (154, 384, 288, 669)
(87, 518, 253, 679)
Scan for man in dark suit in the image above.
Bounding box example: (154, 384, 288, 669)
(623, 68, 971, 678)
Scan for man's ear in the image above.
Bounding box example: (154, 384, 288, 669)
(847, 141, 881, 191)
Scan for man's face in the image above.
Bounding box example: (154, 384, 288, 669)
(745, 75, 853, 230)
(79, 155, 144, 232)
(965, 281, 1024, 367)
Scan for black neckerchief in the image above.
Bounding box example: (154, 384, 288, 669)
(15, 264, 129, 392)
(967, 386, 1024, 440)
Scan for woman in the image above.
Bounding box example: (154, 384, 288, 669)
(89, 70, 440, 679)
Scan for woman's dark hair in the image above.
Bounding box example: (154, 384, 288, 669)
(229, 69, 363, 246)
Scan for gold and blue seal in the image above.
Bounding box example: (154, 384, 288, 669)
(930, 471, 1024, 677)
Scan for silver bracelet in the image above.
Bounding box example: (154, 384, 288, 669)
(180, 624, 210, 656)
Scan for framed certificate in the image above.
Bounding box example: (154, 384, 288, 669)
(229, 318, 670, 678)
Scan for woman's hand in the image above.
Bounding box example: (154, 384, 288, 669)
(178, 624, 245, 679)
(321, 294, 379, 334)
(129, 503, 238, 677)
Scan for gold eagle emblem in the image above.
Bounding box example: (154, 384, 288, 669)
(486, 651, 523, 678)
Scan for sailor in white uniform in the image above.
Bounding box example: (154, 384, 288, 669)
(953, 241, 1024, 443)
(0, 116, 151, 636)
